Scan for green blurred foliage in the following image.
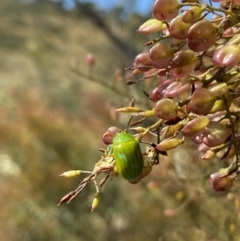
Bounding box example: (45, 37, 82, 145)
(1, 1, 240, 241)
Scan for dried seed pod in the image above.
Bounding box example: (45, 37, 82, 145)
(59, 170, 82, 178)
(156, 138, 183, 151)
(199, 121, 230, 147)
(201, 150, 215, 160)
(163, 81, 191, 97)
(91, 192, 101, 211)
(213, 45, 240, 67)
(134, 53, 153, 72)
(169, 16, 191, 39)
(150, 79, 174, 102)
(189, 88, 216, 115)
(181, 116, 210, 137)
(161, 122, 182, 138)
(155, 98, 178, 120)
(210, 169, 234, 192)
(116, 107, 143, 113)
(209, 100, 225, 113)
(149, 42, 174, 69)
(153, 0, 180, 20)
(138, 18, 166, 35)
(102, 127, 122, 145)
(182, 6, 204, 24)
(136, 109, 156, 117)
(187, 19, 217, 52)
(169, 50, 197, 78)
(209, 83, 229, 97)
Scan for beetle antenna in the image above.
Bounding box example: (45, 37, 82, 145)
(129, 98, 135, 107)
(124, 116, 135, 132)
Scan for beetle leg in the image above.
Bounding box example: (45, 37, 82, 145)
(98, 148, 106, 153)
(128, 117, 147, 126)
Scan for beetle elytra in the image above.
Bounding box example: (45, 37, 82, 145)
(113, 132, 144, 181)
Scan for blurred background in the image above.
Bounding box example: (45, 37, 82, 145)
(0, 0, 240, 241)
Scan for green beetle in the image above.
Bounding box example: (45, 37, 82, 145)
(112, 132, 144, 181)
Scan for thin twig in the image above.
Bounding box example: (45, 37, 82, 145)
(71, 67, 131, 98)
